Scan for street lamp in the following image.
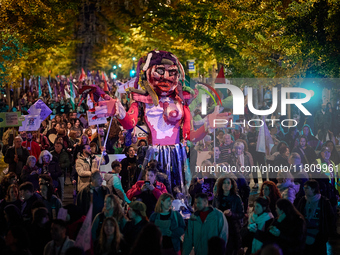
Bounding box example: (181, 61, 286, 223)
(113, 65, 117, 69)
(132, 57, 136, 61)
(118, 64, 122, 68)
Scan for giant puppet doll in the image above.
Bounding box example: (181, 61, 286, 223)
(85, 50, 231, 197)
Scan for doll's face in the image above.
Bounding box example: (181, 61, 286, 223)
(147, 64, 179, 96)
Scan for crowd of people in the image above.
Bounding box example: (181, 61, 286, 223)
(0, 80, 339, 255)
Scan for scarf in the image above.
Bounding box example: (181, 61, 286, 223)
(248, 212, 274, 253)
(305, 194, 321, 221)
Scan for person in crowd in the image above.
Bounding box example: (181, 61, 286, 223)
(284, 127, 299, 152)
(75, 144, 109, 191)
(189, 160, 216, 205)
(34, 130, 50, 151)
(292, 135, 317, 166)
(314, 145, 340, 194)
(257, 199, 306, 255)
(288, 153, 309, 205)
(29, 207, 51, 255)
(325, 140, 340, 165)
(213, 176, 244, 255)
(113, 130, 126, 154)
(314, 104, 331, 143)
(66, 122, 73, 136)
(94, 217, 126, 255)
(38, 150, 62, 192)
(273, 144, 291, 169)
(127, 166, 167, 217)
(104, 160, 131, 204)
(55, 114, 62, 124)
(149, 193, 186, 255)
(68, 130, 78, 153)
(120, 146, 138, 192)
(51, 141, 71, 200)
(247, 126, 266, 186)
(40, 120, 49, 135)
(19, 182, 42, 222)
(232, 125, 247, 142)
(70, 118, 83, 138)
(44, 219, 75, 255)
(22, 131, 41, 160)
(73, 134, 90, 164)
(0, 184, 21, 236)
(92, 194, 127, 242)
(21, 156, 40, 189)
(2, 127, 18, 156)
(215, 130, 225, 147)
(129, 223, 163, 255)
(47, 123, 60, 146)
(57, 128, 71, 150)
(4, 136, 30, 178)
(122, 201, 149, 252)
(296, 180, 334, 255)
(3, 226, 31, 255)
(228, 141, 254, 187)
(183, 193, 228, 255)
(20, 131, 27, 142)
(84, 128, 92, 141)
(259, 181, 282, 218)
(77, 171, 110, 219)
(243, 197, 274, 254)
(276, 171, 299, 204)
(39, 181, 62, 219)
(0, 173, 18, 200)
(91, 127, 105, 152)
(219, 133, 234, 164)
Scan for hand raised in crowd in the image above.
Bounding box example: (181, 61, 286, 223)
(148, 184, 155, 191)
(269, 226, 280, 237)
(100, 146, 106, 153)
(141, 184, 149, 192)
(224, 209, 232, 217)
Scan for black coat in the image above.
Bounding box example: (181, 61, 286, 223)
(256, 216, 306, 255)
(4, 146, 30, 176)
(296, 195, 334, 243)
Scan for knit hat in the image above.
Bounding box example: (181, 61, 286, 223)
(129, 201, 147, 217)
(204, 135, 212, 142)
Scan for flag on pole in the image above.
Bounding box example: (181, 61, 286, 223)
(47, 80, 53, 99)
(53, 82, 58, 102)
(79, 68, 86, 81)
(70, 80, 75, 110)
(38, 76, 42, 97)
(74, 203, 93, 251)
(64, 89, 70, 99)
(256, 116, 274, 156)
(102, 71, 109, 94)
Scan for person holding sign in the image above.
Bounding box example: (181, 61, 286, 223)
(4, 136, 30, 178)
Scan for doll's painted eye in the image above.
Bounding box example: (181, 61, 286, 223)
(169, 70, 178, 76)
(156, 68, 165, 75)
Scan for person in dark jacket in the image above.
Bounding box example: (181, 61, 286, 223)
(122, 201, 149, 253)
(19, 182, 42, 222)
(213, 176, 244, 255)
(4, 136, 30, 178)
(120, 146, 138, 192)
(189, 160, 216, 205)
(38, 150, 62, 193)
(77, 171, 110, 220)
(296, 180, 334, 255)
(271, 145, 290, 183)
(256, 199, 306, 255)
(284, 127, 299, 152)
(259, 181, 282, 218)
(292, 136, 317, 166)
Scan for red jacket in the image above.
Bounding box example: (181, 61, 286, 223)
(127, 180, 167, 200)
(22, 141, 41, 161)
